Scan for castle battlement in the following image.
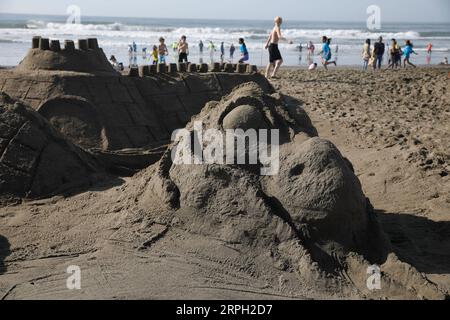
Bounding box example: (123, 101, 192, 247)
(25, 37, 258, 77)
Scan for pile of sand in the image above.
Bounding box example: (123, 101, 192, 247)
(16, 48, 115, 74)
(125, 82, 445, 299)
(0, 93, 101, 202)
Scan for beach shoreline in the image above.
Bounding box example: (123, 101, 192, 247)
(1, 13, 449, 67)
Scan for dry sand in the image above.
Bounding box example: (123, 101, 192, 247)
(272, 67, 450, 294)
(0, 66, 449, 300)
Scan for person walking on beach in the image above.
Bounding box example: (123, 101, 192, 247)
(319, 36, 336, 70)
(426, 42, 433, 65)
(199, 40, 204, 54)
(386, 39, 401, 69)
(307, 41, 315, 57)
(142, 47, 148, 60)
(265, 16, 285, 79)
(230, 43, 236, 61)
(238, 38, 249, 63)
(178, 35, 189, 63)
(158, 37, 168, 64)
(208, 41, 216, 62)
(403, 40, 417, 68)
(298, 43, 303, 62)
(373, 36, 385, 69)
(128, 44, 133, 67)
(220, 42, 225, 62)
(362, 39, 371, 70)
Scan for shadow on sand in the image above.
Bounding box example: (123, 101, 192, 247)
(377, 210, 450, 275)
(0, 235, 11, 275)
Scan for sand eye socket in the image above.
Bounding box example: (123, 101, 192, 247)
(289, 163, 305, 177)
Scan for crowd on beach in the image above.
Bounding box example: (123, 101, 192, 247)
(361, 38, 449, 70)
(362, 37, 417, 70)
(117, 37, 248, 69)
(109, 16, 449, 78)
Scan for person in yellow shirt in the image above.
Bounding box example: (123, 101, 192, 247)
(151, 45, 158, 65)
(386, 39, 401, 69)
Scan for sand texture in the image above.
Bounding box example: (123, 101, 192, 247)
(0, 46, 449, 300)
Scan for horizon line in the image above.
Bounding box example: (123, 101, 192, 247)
(0, 11, 448, 25)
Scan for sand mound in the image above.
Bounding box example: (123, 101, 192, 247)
(129, 82, 444, 299)
(16, 48, 114, 74)
(38, 96, 108, 150)
(223, 105, 269, 130)
(0, 93, 100, 201)
(142, 82, 384, 259)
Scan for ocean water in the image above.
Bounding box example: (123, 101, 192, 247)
(0, 13, 449, 67)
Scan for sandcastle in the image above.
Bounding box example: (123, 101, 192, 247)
(1, 38, 269, 180)
(0, 38, 446, 299)
(27, 36, 258, 77)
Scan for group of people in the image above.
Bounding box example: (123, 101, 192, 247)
(112, 16, 445, 78)
(199, 40, 243, 63)
(362, 37, 421, 70)
(125, 37, 252, 66)
(115, 16, 336, 79)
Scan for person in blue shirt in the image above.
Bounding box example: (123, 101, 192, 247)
(319, 36, 336, 70)
(403, 40, 417, 68)
(238, 38, 249, 63)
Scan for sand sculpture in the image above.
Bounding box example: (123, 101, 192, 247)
(1, 37, 269, 172)
(0, 93, 100, 199)
(0, 38, 447, 299)
(132, 82, 445, 299)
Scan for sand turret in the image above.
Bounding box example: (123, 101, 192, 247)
(17, 37, 115, 74)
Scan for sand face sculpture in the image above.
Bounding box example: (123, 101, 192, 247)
(0, 38, 447, 299)
(136, 82, 445, 299)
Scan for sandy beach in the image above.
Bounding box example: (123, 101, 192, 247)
(0, 48, 449, 300)
(273, 67, 450, 294)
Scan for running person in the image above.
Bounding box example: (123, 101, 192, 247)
(319, 36, 336, 70)
(265, 16, 285, 79)
(403, 40, 418, 68)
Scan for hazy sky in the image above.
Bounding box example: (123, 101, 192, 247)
(1, 0, 449, 22)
